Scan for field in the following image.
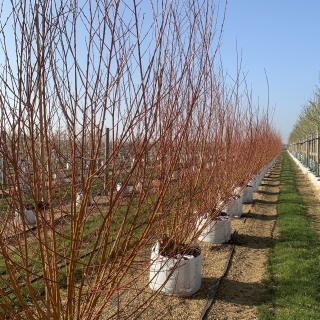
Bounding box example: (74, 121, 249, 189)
(5, 148, 320, 319)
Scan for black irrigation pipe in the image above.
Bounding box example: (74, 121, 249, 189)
(199, 232, 236, 320)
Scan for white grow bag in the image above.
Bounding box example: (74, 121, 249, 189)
(242, 183, 254, 203)
(124, 185, 134, 195)
(251, 174, 262, 192)
(52, 171, 65, 182)
(76, 192, 93, 206)
(257, 171, 265, 186)
(116, 183, 135, 196)
(116, 183, 122, 192)
(197, 214, 231, 244)
(171, 170, 179, 180)
(149, 243, 202, 296)
(313, 176, 320, 190)
(222, 195, 242, 218)
(15, 208, 36, 225)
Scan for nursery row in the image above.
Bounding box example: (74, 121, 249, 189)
(287, 150, 320, 192)
(0, 156, 277, 318)
(149, 156, 277, 298)
(0, 0, 282, 318)
(288, 134, 320, 177)
(288, 87, 320, 176)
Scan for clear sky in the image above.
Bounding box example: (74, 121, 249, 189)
(1, 1, 317, 143)
(218, 0, 320, 142)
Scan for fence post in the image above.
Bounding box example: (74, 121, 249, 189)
(308, 135, 310, 168)
(316, 129, 320, 177)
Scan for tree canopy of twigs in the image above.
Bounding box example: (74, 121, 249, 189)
(289, 86, 320, 144)
(0, 0, 282, 319)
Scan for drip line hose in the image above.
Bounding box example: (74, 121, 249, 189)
(199, 231, 236, 320)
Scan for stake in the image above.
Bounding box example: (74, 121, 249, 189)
(1, 130, 6, 190)
(36, 4, 46, 202)
(105, 127, 109, 196)
(35, 2, 50, 306)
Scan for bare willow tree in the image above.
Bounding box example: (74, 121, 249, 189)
(0, 0, 222, 318)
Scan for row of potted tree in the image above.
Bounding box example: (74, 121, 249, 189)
(0, 0, 282, 318)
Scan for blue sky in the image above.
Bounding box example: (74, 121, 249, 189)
(1, 1, 317, 143)
(219, 0, 320, 142)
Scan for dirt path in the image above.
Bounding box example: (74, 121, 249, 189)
(203, 159, 281, 320)
(100, 159, 282, 319)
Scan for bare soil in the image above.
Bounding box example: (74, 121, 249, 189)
(203, 161, 281, 320)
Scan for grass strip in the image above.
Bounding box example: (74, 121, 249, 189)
(258, 151, 320, 319)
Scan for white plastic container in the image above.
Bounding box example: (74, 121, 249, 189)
(52, 171, 65, 182)
(255, 172, 263, 189)
(116, 183, 122, 192)
(242, 183, 254, 203)
(116, 183, 135, 196)
(223, 195, 242, 217)
(15, 207, 36, 225)
(16, 182, 30, 191)
(251, 175, 259, 191)
(233, 186, 242, 196)
(124, 185, 134, 195)
(314, 177, 320, 190)
(197, 214, 231, 243)
(149, 242, 202, 296)
(135, 181, 142, 193)
(172, 170, 178, 180)
(76, 192, 92, 206)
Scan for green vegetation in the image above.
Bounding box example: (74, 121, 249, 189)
(0, 199, 8, 212)
(259, 151, 320, 319)
(0, 195, 148, 306)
